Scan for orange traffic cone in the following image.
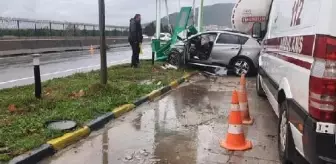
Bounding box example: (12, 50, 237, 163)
(220, 90, 252, 151)
(238, 74, 254, 125)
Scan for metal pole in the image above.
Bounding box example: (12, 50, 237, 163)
(154, 0, 161, 65)
(197, 0, 204, 32)
(34, 23, 37, 36)
(33, 54, 42, 99)
(84, 25, 86, 37)
(49, 22, 52, 36)
(156, 0, 161, 39)
(164, 0, 172, 33)
(63, 24, 65, 36)
(99, 0, 107, 84)
(73, 24, 76, 36)
(178, 0, 181, 10)
(17, 20, 20, 37)
(193, 0, 196, 25)
(200, 0, 204, 32)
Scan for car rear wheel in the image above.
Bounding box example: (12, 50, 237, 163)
(232, 57, 255, 76)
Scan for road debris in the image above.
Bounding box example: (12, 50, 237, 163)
(214, 67, 227, 76)
(139, 149, 150, 156)
(124, 152, 135, 161)
(161, 63, 178, 70)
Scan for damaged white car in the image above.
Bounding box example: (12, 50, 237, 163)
(168, 30, 261, 76)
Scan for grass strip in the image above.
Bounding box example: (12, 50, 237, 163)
(0, 60, 191, 161)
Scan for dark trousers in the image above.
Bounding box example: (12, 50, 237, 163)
(130, 42, 140, 67)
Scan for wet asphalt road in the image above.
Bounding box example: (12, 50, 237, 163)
(0, 44, 151, 89)
(39, 74, 280, 164)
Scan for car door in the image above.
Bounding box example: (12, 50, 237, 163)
(211, 33, 242, 65)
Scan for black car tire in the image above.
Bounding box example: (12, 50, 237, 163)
(256, 72, 266, 97)
(232, 57, 256, 77)
(278, 100, 295, 164)
(168, 49, 182, 68)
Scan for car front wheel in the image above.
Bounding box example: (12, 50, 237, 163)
(168, 50, 181, 67)
(232, 57, 255, 76)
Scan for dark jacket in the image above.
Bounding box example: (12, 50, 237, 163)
(128, 18, 143, 43)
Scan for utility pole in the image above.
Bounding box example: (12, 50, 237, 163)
(192, 0, 196, 25)
(156, 0, 161, 39)
(99, 0, 107, 84)
(178, 0, 181, 10)
(164, 0, 172, 33)
(197, 0, 204, 32)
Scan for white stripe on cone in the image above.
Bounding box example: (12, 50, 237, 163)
(231, 104, 240, 111)
(239, 85, 245, 91)
(239, 102, 248, 111)
(228, 124, 243, 134)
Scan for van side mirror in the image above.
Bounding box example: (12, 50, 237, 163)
(251, 22, 262, 39)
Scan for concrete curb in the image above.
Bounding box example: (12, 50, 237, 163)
(9, 72, 196, 164)
(8, 144, 54, 164)
(47, 126, 91, 151)
(111, 104, 136, 119)
(86, 112, 114, 131)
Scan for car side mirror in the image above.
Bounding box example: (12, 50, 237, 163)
(251, 22, 262, 39)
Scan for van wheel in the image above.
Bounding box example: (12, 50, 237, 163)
(278, 100, 295, 164)
(232, 57, 255, 77)
(256, 73, 266, 97)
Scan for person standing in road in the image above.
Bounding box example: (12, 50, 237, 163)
(128, 14, 143, 68)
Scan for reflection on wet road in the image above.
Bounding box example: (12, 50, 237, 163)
(0, 45, 151, 89)
(40, 75, 280, 164)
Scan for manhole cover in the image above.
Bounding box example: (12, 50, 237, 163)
(46, 120, 77, 131)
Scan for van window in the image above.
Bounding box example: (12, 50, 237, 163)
(216, 33, 240, 44)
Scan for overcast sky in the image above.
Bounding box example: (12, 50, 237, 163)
(0, 0, 235, 26)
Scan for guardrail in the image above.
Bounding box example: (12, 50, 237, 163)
(0, 17, 129, 38)
(0, 37, 150, 57)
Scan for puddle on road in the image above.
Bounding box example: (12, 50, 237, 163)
(41, 75, 279, 164)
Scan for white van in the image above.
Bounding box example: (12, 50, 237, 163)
(252, 0, 336, 163)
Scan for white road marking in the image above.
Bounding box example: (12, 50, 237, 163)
(0, 76, 34, 85)
(0, 59, 129, 85)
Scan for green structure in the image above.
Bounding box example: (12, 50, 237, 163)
(152, 7, 198, 61)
